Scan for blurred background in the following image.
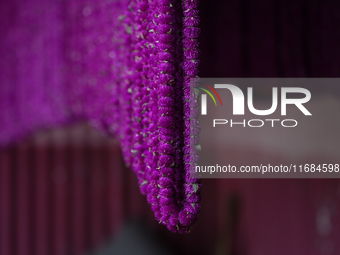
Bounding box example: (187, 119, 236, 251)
(2, 0, 340, 254)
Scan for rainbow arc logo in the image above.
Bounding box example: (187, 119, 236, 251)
(197, 83, 222, 115)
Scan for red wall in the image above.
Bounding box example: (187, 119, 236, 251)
(1, 124, 340, 255)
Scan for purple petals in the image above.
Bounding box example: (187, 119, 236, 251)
(169, 212, 179, 225)
(183, 38, 200, 49)
(182, 0, 200, 9)
(158, 116, 174, 128)
(159, 84, 175, 95)
(183, 27, 200, 39)
(147, 194, 158, 205)
(160, 204, 176, 214)
(152, 205, 160, 212)
(185, 202, 201, 215)
(183, 59, 200, 70)
(158, 97, 174, 107)
(161, 214, 170, 222)
(183, 9, 199, 18)
(140, 183, 148, 195)
(159, 155, 175, 167)
(184, 49, 200, 59)
(150, 170, 159, 180)
(158, 106, 174, 115)
(158, 52, 173, 62)
(158, 6, 174, 15)
(160, 167, 175, 176)
(159, 134, 174, 144)
(106, 0, 201, 234)
(159, 177, 174, 188)
(179, 210, 196, 226)
(158, 0, 173, 5)
(160, 197, 174, 205)
(185, 183, 202, 193)
(157, 14, 173, 24)
(155, 211, 162, 221)
(156, 43, 175, 52)
(186, 193, 200, 203)
(159, 188, 174, 197)
(159, 127, 175, 136)
(151, 187, 159, 196)
(178, 226, 191, 234)
(159, 143, 175, 154)
(167, 224, 178, 233)
(159, 62, 175, 73)
(158, 34, 175, 44)
(183, 16, 200, 27)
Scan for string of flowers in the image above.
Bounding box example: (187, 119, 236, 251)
(0, 0, 201, 233)
(114, 0, 201, 233)
(122, 0, 201, 233)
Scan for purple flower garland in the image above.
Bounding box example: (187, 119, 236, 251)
(112, 0, 201, 233)
(0, 0, 201, 233)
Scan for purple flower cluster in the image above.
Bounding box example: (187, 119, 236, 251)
(0, 0, 201, 233)
(109, 0, 201, 233)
